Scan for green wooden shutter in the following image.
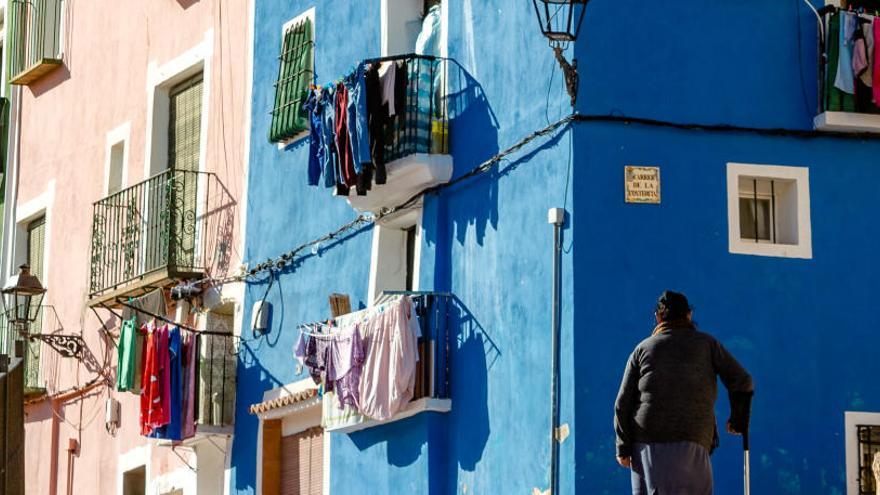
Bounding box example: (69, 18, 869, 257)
(25, 216, 45, 390)
(269, 18, 313, 142)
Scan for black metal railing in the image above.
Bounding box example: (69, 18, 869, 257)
(89, 169, 232, 300)
(195, 332, 236, 428)
(9, 0, 63, 85)
(0, 305, 62, 392)
(362, 54, 448, 165)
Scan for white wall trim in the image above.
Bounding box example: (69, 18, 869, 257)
(103, 122, 131, 196)
(726, 162, 812, 259)
(143, 29, 214, 179)
(845, 411, 880, 495)
(367, 208, 422, 306)
(117, 445, 152, 495)
(13, 179, 55, 282)
(237, 0, 257, 274)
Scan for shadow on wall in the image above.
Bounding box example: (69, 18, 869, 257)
(445, 60, 500, 248)
(342, 296, 499, 493)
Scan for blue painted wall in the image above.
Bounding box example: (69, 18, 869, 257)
(233, 1, 575, 494)
(233, 0, 880, 494)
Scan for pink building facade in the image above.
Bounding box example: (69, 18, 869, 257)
(0, 0, 253, 493)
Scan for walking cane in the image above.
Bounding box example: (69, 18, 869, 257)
(743, 427, 750, 495)
(735, 391, 754, 495)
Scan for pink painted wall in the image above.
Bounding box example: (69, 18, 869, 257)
(12, 0, 250, 493)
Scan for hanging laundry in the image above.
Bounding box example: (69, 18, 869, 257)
(140, 323, 171, 435)
(116, 317, 139, 392)
(862, 19, 875, 88)
(335, 82, 358, 188)
(321, 389, 364, 430)
(366, 63, 388, 184)
(827, 12, 857, 112)
(346, 64, 372, 172)
(149, 326, 183, 441)
(326, 326, 366, 410)
(836, 11, 857, 94)
(357, 297, 420, 421)
(873, 17, 880, 104)
(181, 332, 198, 439)
(379, 62, 398, 117)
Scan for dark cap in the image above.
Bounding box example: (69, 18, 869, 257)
(656, 290, 691, 321)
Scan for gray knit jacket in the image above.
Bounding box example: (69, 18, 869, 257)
(614, 326, 754, 457)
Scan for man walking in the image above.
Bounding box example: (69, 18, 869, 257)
(614, 290, 754, 494)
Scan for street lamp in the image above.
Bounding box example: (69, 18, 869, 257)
(531, 0, 589, 106)
(1, 264, 83, 359)
(2, 264, 46, 334)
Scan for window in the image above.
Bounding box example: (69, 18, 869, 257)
(8, 0, 63, 85)
(727, 163, 812, 259)
(24, 215, 45, 390)
(368, 210, 421, 304)
(121, 466, 145, 495)
(168, 74, 204, 173)
(280, 426, 324, 495)
(857, 425, 880, 495)
(270, 11, 314, 143)
(197, 306, 236, 427)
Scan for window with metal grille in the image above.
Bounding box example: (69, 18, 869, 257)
(736, 176, 799, 246)
(858, 425, 880, 495)
(25, 215, 45, 390)
(280, 426, 323, 495)
(269, 16, 313, 143)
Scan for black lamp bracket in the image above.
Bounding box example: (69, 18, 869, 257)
(553, 46, 579, 107)
(26, 333, 85, 359)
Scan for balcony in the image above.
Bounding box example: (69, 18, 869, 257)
(8, 0, 63, 86)
(815, 6, 880, 133)
(324, 292, 452, 434)
(345, 55, 452, 213)
(88, 169, 233, 307)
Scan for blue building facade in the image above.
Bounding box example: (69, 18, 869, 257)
(231, 1, 880, 494)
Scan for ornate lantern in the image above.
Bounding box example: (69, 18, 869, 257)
(531, 0, 589, 106)
(1, 264, 83, 359)
(1, 264, 46, 332)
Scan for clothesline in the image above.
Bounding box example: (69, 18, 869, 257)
(116, 298, 230, 337)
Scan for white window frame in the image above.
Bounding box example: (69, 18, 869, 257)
(103, 122, 130, 196)
(845, 411, 880, 495)
(726, 163, 812, 259)
(144, 29, 213, 179)
(367, 208, 422, 306)
(276, 8, 315, 150)
(254, 378, 330, 495)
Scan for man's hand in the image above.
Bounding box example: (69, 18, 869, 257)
(726, 420, 742, 435)
(617, 456, 631, 468)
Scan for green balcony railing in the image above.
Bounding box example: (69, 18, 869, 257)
(8, 0, 63, 85)
(89, 169, 231, 303)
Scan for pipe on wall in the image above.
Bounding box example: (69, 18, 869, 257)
(548, 208, 565, 494)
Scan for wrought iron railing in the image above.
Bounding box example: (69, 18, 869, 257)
(362, 54, 449, 163)
(8, 0, 63, 85)
(0, 305, 62, 392)
(89, 169, 232, 300)
(195, 332, 236, 427)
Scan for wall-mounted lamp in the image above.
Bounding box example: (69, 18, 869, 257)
(531, 0, 588, 106)
(1, 264, 84, 359)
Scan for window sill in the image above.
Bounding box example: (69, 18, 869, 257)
(155, 424, 234, 447)
(275, 130, 309, 150)
(325, 397, 452, 434)
(10, 58, 63, 86)
(814, 111, 880, 133)
(728, 239, 812, 259)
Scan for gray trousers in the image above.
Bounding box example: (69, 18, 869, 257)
(631, 442, 713, 495)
